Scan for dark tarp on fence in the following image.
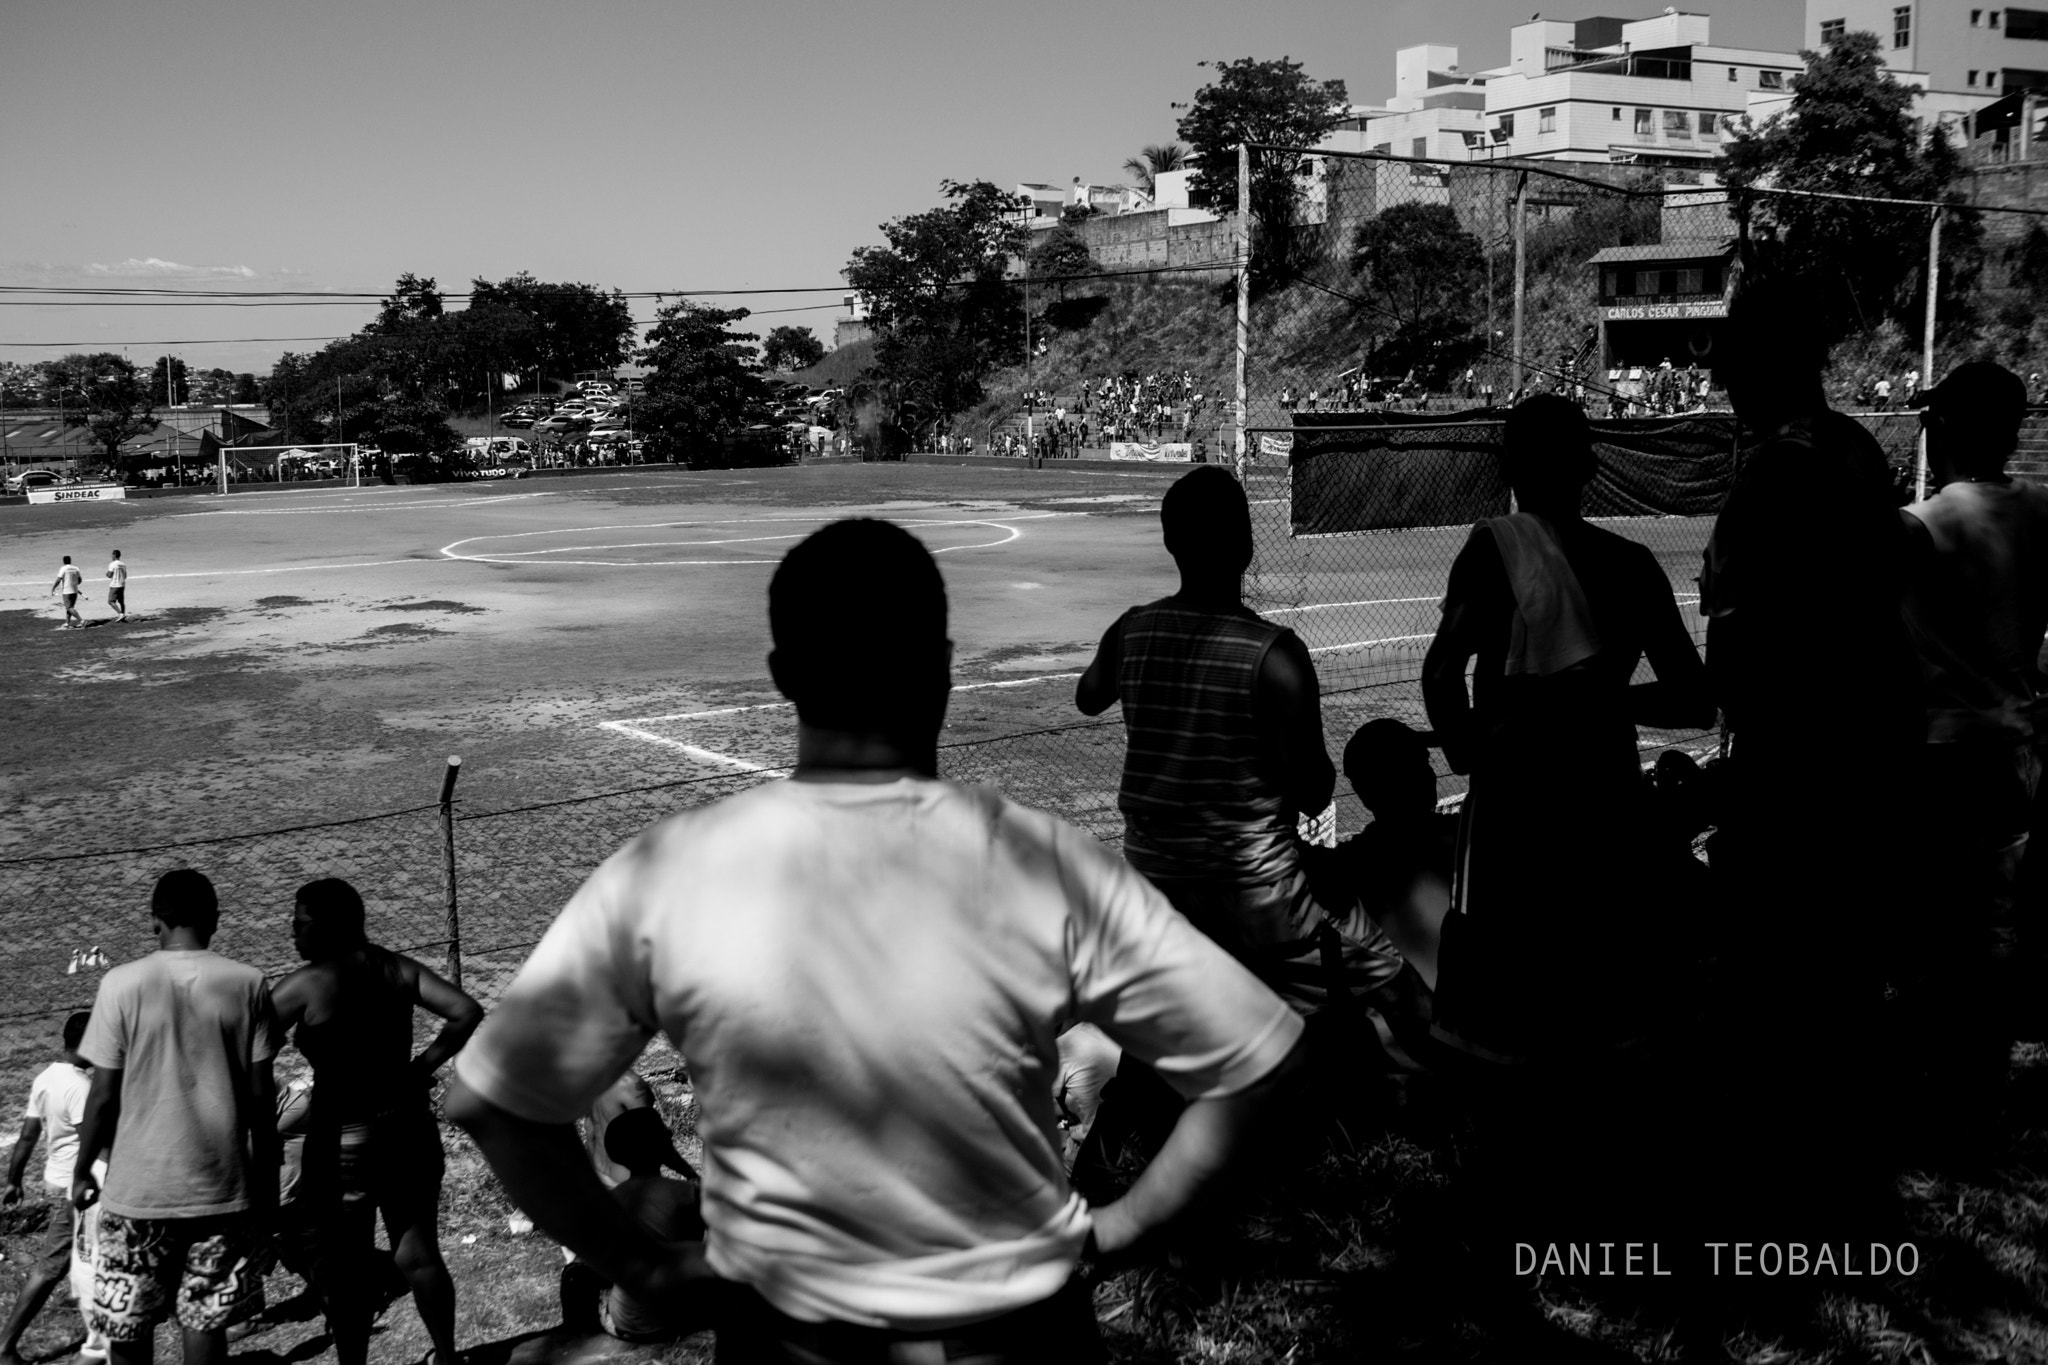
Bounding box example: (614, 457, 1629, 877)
(1288, 409, 1744, 534)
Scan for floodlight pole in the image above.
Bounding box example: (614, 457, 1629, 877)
(1916, 205, 1941, 502)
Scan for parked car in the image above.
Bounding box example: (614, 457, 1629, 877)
(500, 413, 536, 429)
(533, 413, 589, 434)
(5, 469, 60, 492)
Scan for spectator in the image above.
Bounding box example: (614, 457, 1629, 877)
(72, 869, 280, 1365)
(1324, 721, 1456, 992)
(1898, 362, 2048, 1159)
(1422, 396, 1713, 1061)
(558, 1108, 705, 1343)
(582, 1072, 694, 1191)
(271, 877, 483, 1365)
(448, 519, 1305, 1361)
(0, 1012, 103, 1365)
(1700, 269, 1921, 1226)
(1078, 467, 1411, 1017)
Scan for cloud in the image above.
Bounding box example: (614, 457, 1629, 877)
(84, 257, 258, 279)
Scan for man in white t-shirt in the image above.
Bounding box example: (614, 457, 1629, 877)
(49, 556, 83, 629)
(105, 551, 128, 623)
(1, 1011, 100, 1365)
(449, 519, 1305, 1362)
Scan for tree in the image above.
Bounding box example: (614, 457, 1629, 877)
(843, 180, 1030, 432)
(468, 272, 635, 378)
(1352, 203, 1486, 385)
(1174, 57, 1348, 279)
(1723, 30, 1977, 339)
(1122, 143, 1187, 199)
(51, 354, 156, 464)
(147, 355, 189, 406)
(635, 300, 770, 464)
(762, 325, 826, 372)
(369, 273, 445, 333)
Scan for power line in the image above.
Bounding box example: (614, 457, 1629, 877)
(0, 304, 843, 349)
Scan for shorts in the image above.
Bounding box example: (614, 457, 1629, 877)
(108, 586, 125, 609)
(61, 593, 77, 609)
(88, 1210, 267, 1341)
(34, 1192, 75, 1277)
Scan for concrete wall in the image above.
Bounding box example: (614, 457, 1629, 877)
(1069, 208, 1241, 275)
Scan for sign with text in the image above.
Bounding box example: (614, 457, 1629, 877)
(1109, 442, 1193, 463)
(1602, 301, 1728, 321)
(27, 485, 126, 505)
(1258, 433, 1295, 459)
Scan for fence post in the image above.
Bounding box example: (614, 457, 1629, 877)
(1235, 141, 1251, 476)
(1512, 171, 1528, 397)
(1917, 205, 1942, 501)
(439, 755, 463, 989)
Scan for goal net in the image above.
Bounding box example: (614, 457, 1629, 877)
(206, 443, 362, 489)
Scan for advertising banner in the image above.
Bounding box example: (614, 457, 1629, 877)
(1108, 442, 1193, 463)
(27, 485, 126, 505)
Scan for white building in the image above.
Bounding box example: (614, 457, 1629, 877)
(1801, 1, 2013, 135)
(1329, 11, 1805, 167)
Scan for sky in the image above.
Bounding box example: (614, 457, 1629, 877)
(0, 0, 1802, 377)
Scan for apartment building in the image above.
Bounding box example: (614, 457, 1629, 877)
(1329, 11, 1803, 166)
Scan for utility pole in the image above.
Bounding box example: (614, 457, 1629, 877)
(1023, 259, 1033, 458)
(1235, 141, 1250, 474)
(1917, 205, 1942, 501)
(1512, 171, 1529, 396)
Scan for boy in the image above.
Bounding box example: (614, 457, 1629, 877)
(0, 1013, 102, 1365)
(1327, 721, 1456, 993)
(559, 1106, 705, 1343)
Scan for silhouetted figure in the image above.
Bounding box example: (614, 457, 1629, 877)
(1423, 396, 1713, 1062)
(1327, 720, 1457, 993)
(1899, 362, 2048, 1161)
(1700, 271, 1921, 1233)
(272, 878, 483, 1365)
(1077, 466, 1412, 1016)
(559, 1107, 705, 1342)
(450, 519, 1306, 1363)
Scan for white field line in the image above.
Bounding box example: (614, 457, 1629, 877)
(598, 671, 1088, 765)
(1308, 633, 1435, 653)
(440, 514, 1060, 568)
(1263, 596, 1439, 615)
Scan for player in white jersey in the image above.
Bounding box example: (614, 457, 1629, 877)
(49, 557, 83, 628)
(105, 551, 128, 623)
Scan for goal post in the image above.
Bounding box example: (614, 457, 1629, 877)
(205, 443, 362, 492)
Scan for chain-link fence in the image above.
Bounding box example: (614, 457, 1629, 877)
(1232, 147, 1947, 798)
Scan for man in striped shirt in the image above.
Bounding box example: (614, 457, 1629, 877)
(1078, 466, 1413, 1020)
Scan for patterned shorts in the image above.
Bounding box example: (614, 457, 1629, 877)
(88, 1210, 268, 1341)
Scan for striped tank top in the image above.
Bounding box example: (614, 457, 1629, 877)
(1116, 599, 1299, 886)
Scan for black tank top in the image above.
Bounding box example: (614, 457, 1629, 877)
(294, 946, 416, 1123)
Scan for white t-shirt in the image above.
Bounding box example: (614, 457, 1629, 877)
(57, 566, 82, 595)
(26, 1062, 90, 1192)
(457, 777, 1300, 1332)
(107, 560, 127, 585)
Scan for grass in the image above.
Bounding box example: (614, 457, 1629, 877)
(9, 1034, 2048, 1361)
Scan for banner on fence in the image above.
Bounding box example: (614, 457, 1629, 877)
(1109, 442, 1192, 463)
(1287, 410, 1749, 535)
(27, 485, 126, 505)
(1258, 434, 1294, 459)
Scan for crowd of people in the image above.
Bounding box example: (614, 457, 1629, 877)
(9, 267, 2048, 1359)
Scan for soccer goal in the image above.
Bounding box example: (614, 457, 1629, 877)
(209, 443, 362, 492)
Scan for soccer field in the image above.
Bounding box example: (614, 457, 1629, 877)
(0, 461, 1721, 1041)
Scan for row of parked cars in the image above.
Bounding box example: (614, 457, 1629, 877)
(501, 379, 639, 436)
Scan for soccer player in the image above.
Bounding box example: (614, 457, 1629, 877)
(50, 556, 83, 629)
(449, 518, 1304, 1360)
(0, 1012, 102, 1365)
(105, 551, 128, 623)
(73, 869, 280, 1365)
(271, 878, 481, 1365)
